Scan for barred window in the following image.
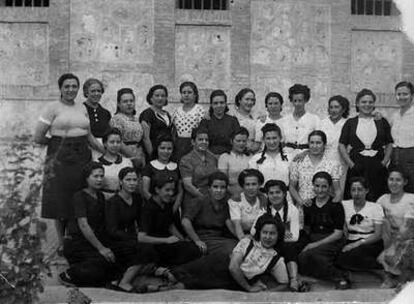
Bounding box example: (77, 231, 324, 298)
(1, 0, 49, 7)
(177, 0, 228, 10)
(351, 0, 399, 16)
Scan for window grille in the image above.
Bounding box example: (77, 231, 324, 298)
(177, 0, 227, 10)
(351, 0, 399, 16)
(1, 0, 49, 7)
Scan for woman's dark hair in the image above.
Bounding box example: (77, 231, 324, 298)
(82, 161, 104, 187)
(207, 171, 229, 187)
(146, 84, 168, 106)
(395, 81, 414, 94)
(349, 176, 370, 190)
(153, 134, 174, 159)
(116, 88, 136, 115)
(58, 73, 80, 89)
(231, 127, 249, 141)
(118, 167, 137, 181)
(191, 126, 209, 140)
(328, 95, 350, 118)
(257, 123, 287, 164)
(265, 92, 284, 107)
(288, 84, 311, 102)
(238, 169, 264, 188)
(153, 175, 176, 192)
(355, 88, 376, 113)
(209, 89, 229, 116)
(83, 78, 104, 98)
(387, 166, 410, 191)
(253, 214, 285, 248)
(180, 81, 199, 103)
(102, 128, 122, 144)
(312, 171, 333, 186)
(235, 88, 255, 107)
(263, 180, 289, 225)
(308, 130, 327, 145)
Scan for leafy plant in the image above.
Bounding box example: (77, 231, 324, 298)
(0, 135, 50, 304)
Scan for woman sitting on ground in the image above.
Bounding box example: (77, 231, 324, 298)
(229, 214, 288, 292)
(228, 169, 267, 240)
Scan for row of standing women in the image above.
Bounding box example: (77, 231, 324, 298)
(34, 73, 414, 291)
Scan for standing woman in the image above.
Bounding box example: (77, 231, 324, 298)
(390, 81, 414, 193)
(232, 88, 259, 154)
(140, 85, 173, 159)
(179, 127, 218, 208)
(34, 73, 104, 252)
(172, 81, 206, 161)
(110, 88, 150, 169)
(199, 90, 240, 155)
(249, 123, 290, 185)
(280, 84, 320, 158)
(377, 168, 414, 287)
(83, 78, 111, 139)
(218, 127, 251, 199)
(339, 88, 393, 201)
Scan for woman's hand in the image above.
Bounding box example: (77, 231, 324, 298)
(99, 247, 116, 263)
(195, 240, 207, 254)
(248, 281, 267, 292)
(342, 241, 361, 252)
(166, 235, 180, 244)
(302, 242, 319, 252)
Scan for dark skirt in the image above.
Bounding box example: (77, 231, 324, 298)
(336, 240, 384, 271)
(41, 136, 91, 219)
(173, 137, 192, 162)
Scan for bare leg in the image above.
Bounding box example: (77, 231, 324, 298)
(55, 219, 65, 254)
(118, 265, 142, 291)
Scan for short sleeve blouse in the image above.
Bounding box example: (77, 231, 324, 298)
(110, 113, 143, 143)
(228, 193, 265, 232)
(139, 107, 172, 144)
(172, 104, 205, 138)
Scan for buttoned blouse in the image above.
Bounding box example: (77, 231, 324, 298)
(248, 152, 290, 185)
(218, 151, 251, 190)
(318, 117, 346, 162)
(228, 193, 265, 232)
(254, 115, 285, 142)
(391, 106, 414, 148)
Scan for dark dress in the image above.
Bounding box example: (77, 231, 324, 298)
(199, 114, 240, 155)
(339, 116, 393, 201)
(142, 160, 180, 195)
(84, 102, 111, 138)
(140, 198, 201, 266)
(64, 190, 137, 287)
(41, 136, 91, 219)
(297, 198, 346, 280)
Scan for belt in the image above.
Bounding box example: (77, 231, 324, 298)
(285, 142, 309, 150)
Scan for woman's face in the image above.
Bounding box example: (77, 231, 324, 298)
(156, 181, 176, 204)
(266, 97, 282, 116)
(313, 177, 330, 199)
(239, 92, 255, 113)
(120, 172, 138, 193)
(350, 182, 368, 202)
(309, 135, 325, 156)
(388, 171, 407, 195)
(86, 168, 104, 190)
(291, 93, 306, 112)
(396, 86, 413, 109)
(328, 100, 344, 120)
(157, 141, 173, 162)
(211, 95, 227, 117)
(263, 130, 281, 152)
(231, 134, 248, 154)
(357, 94, 375, 116)
(181, 86, 196, 105)
(192, 133, 209, 152)
(61, 78, 79, 102)
(87, 82, 103, 105)
(209, 179, 227, 201)
(151, 88, 167, 109)
(104, 134, 122, 155)
(118, 93, 135, 115)
(260, 224, 278, 249)
(267, 185, 286, 208)
(243, 176, 260, 199)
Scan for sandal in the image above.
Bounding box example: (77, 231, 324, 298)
(335, 279, 351, 290)
(289, 278, 310, 292)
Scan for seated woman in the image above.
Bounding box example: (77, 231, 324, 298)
(142, 134, 183, 213)
(228, 169, 266, 240)
(377, 168, 414, 287)
(60, 162, 143, 290)
(97, 128, 133, 199)
(298, 171, 348, 289)
(139, 176, 201, 266)
(229, 214, 288, 292)
(218, 127, 252, 199)
(336, 177, 384, 284)
(179, 127, 218, 207)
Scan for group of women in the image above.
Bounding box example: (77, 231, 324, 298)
(34, 73, 414, 292)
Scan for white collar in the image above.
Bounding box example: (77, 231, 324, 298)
(151, 159, 177, 170)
